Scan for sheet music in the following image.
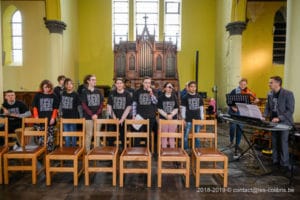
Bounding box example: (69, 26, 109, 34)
(235, 103, 263, 120)
(132, 114, 144, 130)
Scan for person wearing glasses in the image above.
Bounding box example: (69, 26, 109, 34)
(80, 74, 104, 152)
(32, 80, 59, 152)
(157, 82, 179, 148)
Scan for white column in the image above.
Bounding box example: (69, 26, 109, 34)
(44, 19, 66, 84)
(284, 0, 300, 122)
(225, 22, 246, 93)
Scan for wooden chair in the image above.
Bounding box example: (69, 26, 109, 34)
(0, 118, 9, 184)
(191, 119, 228, 188)
(157, 119, 190, 188)
(119, 119, 151, 187)
(85, 119, 119, 186)
(4, 118, 48, 184)
(46, 118, 85, 186)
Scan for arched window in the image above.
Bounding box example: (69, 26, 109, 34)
(11, 10, 23, 65)
(272, 7, 286, 65)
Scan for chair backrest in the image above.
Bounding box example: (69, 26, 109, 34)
(124, 119, 149, 149)
(60, 118, 85, 148)
(192, 119, 217, 149)
(158, 119, 184, 151)
(21, 118, 48, 147)
(94, 119, 119, 148)
(0, 118, 8, 147)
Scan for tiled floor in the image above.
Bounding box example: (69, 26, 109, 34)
(1, 122, 299, 199)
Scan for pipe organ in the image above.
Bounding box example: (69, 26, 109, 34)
(114, 23, 179, 90)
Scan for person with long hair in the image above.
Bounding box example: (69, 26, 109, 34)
(157, 82, 179, 148)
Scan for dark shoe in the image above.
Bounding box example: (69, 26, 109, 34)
(236, 145, 243, 152)
(227, 142, 234, 148)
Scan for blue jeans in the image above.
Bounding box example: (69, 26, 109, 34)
(184, 122, 200, 150)
(64, 124, 77, 147)
(229, 123, 243, 146)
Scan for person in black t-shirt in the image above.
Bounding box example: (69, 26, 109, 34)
(81, 75, 104, 152)
(32, 80, 59, 152)
(53, 75, 66, 100)
(61, 78, 81, 147)
(157, 82, 179, 148)
(133, 77, 158, 150)
(107, 78, 132, 149)
(180, 81, 204, 150)
(1, 90, 31, 146)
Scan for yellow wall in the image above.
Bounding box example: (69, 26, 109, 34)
(178, 0, 216, 96)
(77, 0, 216, 96)
(1, 1, 50, 91)
(78, 0, 113, 86)
(61, 0, 79, 85)
(242, 2, 286, 98)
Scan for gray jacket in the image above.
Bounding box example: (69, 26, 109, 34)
(264, 88, 295, 125)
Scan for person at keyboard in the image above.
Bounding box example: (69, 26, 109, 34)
(264, 76, 295, 172)
(227, 78, 259, 151)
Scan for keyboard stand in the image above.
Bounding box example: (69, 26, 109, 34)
(235, 125, 269, 174)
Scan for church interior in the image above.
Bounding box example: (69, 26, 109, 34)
(0, 0, 299, 199)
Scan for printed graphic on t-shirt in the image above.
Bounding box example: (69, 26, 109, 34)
(272, 98, 278, 112)
(40, 98, 54, 111)
(61, 96, 74, 109)
(8, 107, 20, 114)
(113, 97, 126, 110)
(87, 94, 100, 106)
(188, 98, 200, 110)
(163, 101, 175, 114)
(139, 93, 151, 105)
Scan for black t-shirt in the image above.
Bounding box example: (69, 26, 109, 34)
(61, 91, 81, 119)
(32, 92, 59, 122)
(125, 87, 135, 98)
(81, 88, 104, 119)
(108, 90, 132, 119)
(54, 86, 64, 100)
(271, 89, 281, 119)
(181, 93, 204, 122)
(133, 88, 157, 119)
(2, 100, 29, 132)
(157, 94, 179, 119)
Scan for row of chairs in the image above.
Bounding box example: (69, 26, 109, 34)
(0, 118, 228, 188)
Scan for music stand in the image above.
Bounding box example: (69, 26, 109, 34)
(226, 94, 250, 106)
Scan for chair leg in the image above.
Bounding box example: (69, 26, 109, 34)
(112, 156, 116, 186)
(74, 159, 78, 186)
(0, 157, 2, 184)
(84, 156, 89, 186)
(46, 156, 51, 186)
(157, 157, 162, 188)
(224, 158, 228, 187)
(32, 157, 37, 184)
(186, 157, 190, 188)
(119, 157, 124, 187)
(4, 156, 9, 184)
(195, 158, 200, 188)
(147, 157, 151, 187)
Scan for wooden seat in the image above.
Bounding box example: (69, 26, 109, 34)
(119, 119, 151, 187)
(191, 119, 228, 188)
(0, 118, 9, 184)
(85, 119, 119, 186)
(3, 118, 48, 184)
(157, 119, 190, 188)
(46, 118, 85, 186)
